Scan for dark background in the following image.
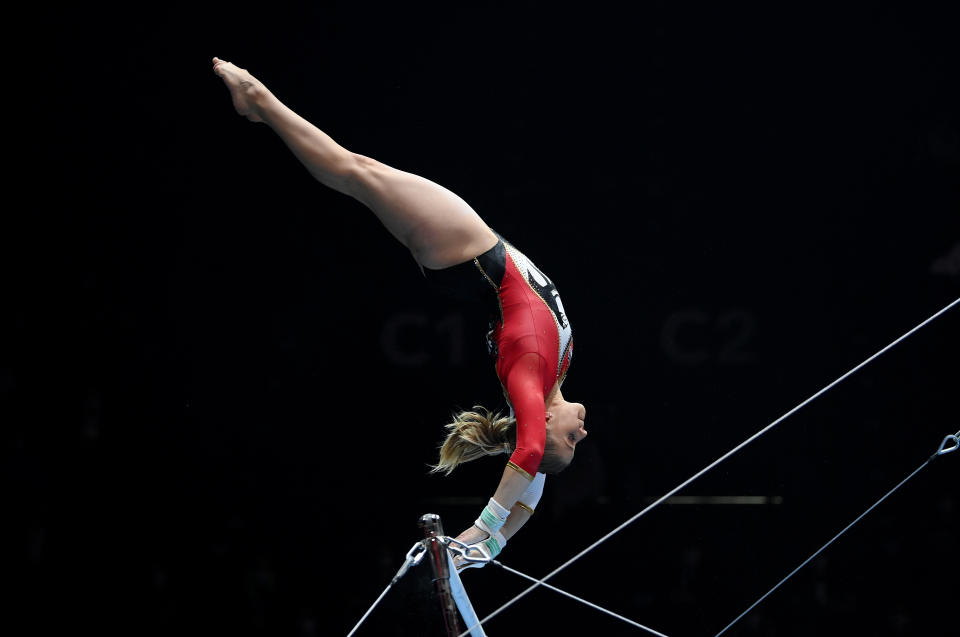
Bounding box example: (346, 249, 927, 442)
(8, 1, 958, 635)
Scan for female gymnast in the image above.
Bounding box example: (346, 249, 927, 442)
(211, 57, 588, 568)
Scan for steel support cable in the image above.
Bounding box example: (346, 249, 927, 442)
(458, 296, 959, 637)
(713, 428, 960, 636)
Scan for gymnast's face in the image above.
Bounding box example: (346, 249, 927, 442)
(545, 398, 588, 465)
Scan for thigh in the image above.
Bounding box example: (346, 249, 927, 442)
(350, 154, 499, 269)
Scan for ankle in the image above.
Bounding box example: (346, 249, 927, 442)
(243, 81, 271, 119)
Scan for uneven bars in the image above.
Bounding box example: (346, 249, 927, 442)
(447, 552, 487, 637)
(419, 514, 461, 637)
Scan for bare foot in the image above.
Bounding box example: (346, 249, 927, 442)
(212, 57, 267, 122)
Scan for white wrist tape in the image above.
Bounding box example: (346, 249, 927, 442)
(474, 497, 510, 535)
(517, 472, 546, 513)
(485, 530, 507, 557)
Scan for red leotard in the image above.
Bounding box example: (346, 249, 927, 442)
(488, 239, 573, 478)
(423, 233, 574, 478)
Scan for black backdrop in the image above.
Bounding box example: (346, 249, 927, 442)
(9, 1, 958, 636)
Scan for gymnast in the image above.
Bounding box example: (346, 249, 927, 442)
(212, 57, 588, 569)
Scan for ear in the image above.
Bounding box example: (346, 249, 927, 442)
(545, 411, 554, 422)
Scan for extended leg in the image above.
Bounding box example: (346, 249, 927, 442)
(212, 58, 497, 270)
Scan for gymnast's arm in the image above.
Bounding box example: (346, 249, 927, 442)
(501, 499, 533, 540)
(501, 470, 547, 540)
(493, 351, 547, 506)
(453, 353, 547, 554)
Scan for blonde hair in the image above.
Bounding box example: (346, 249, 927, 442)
(430, 406, 515, 475)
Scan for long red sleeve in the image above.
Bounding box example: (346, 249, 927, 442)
(505, 352, 547, 477)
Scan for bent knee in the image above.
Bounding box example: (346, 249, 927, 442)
(340, 153, 385, 200)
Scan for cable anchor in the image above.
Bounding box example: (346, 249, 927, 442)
(930, 431, 960, 460)
(934, 429, 960, 457)
(392, 540, 427, 584)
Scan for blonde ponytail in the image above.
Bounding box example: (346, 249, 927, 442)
(430, 406, 515, 475)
